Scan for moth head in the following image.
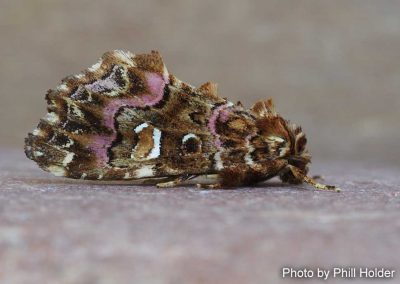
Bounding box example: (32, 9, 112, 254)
(285, 123, 311, 177)
(251, 99, 311, 181)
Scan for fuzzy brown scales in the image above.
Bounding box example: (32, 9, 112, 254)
(25, 50, 339, 191)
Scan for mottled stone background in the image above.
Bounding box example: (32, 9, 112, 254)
(1, 0, 399, 164)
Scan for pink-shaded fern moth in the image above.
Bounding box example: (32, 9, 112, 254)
(25, 50, 339, 191)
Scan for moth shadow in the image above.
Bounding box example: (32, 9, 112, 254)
(252, 180, 311, 192)
(19, 177, 309, 192)
(20, 177, 165, 187)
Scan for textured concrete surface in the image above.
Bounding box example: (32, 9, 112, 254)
(0, 149, 399, 283)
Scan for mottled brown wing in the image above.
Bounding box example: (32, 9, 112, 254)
(106, 77, 229, 179)
(25, 50, 225, 180)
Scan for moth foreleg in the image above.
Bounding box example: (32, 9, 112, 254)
(303, 176, 340, 192)
(156, 174, 198, 188)
(288, 165, 340, 192)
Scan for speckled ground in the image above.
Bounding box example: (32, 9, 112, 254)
(0, 149, 399, 284)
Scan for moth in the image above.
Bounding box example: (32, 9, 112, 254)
(25, 50, 339, 191)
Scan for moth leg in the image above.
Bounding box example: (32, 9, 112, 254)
(156, 174, 198, 188)
(196, 166, 263, 189)
(138, 177, 170, 185)
(196, 183, 222, 189)
(289, 166, 340, 192)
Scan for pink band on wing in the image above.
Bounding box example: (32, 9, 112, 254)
(208, 103, 232, 149)
(90, 72, 168, 166)
(145, 72, 167, 100)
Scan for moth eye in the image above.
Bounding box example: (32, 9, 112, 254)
(182, 133, 201, 154)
